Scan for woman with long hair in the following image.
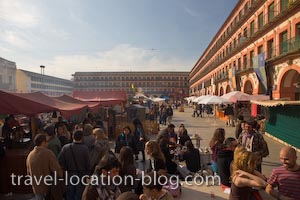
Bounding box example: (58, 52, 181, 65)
(209, 128, 226, 173)
(118, 146, 136, 192)
(145, 141, 166, 174)
(229, 148, 267, 200)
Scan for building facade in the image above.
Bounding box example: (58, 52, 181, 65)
(0, 57, 16, 92)
(73, 71, 189, 100)
(190, 0, 300, 100)
(16, 69, 73, 96)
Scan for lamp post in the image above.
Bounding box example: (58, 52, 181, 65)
(40, 65, 45, 75)
(40, 65, 45, 91)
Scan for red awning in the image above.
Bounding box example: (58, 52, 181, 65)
(13, 92, 88, 119)
(0, 90, 54, 115)
(72, 90, 127, 105)
(53, 95, 100, 112)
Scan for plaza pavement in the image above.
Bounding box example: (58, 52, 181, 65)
(143, 106, 300, 200)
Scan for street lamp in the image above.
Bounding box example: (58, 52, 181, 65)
(40, 65, 45, 91)
(40, 65, 45, 75)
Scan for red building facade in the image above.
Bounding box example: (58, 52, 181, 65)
(190, 0, 300, 101)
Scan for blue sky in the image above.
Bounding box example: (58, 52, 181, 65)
(0, 0, 238, 79)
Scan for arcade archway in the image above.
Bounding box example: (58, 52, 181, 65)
(244, 80, 253, 95)
(279, 69, 300, 100)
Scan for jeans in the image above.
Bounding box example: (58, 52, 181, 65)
(66, 184, 85, 200)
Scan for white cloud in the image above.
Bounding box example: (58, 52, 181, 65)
(19, 44, 192, 79)
(1, 30, 29, 48)
(0, 0, 40, 27)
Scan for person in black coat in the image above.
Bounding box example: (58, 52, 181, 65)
(115, 126, 137, 155)
(158, 137, 177, 174)
(133, 118, 147, 161)
(217, 137, 238, 189)
(179, 128, 191, 147)
(180, 141, 201, 173)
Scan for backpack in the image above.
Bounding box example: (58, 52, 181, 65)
(260, 137, 269, 158)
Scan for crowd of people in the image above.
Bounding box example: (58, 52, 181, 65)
(2, 105, 300, 200)
(24, 113, 182, 200)
(208, 118, 300, 200)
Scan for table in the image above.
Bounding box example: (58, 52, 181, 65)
(200, 152, 212, 169)
(191, 135, 202, 148)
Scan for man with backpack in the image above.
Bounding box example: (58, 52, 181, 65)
(238, 120, 269, 172)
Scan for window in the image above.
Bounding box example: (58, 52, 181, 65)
(268, 2, 275, 22)
(296, 23, 300, 37)
(280, 30, 288, 54)
(238, 58, 241, 71)
(296, 23, 300, 49)
(238, 33, 242, 43)
(244, 2, 249, 13)
(239, 10, 243, 20)
(258, 12, 264, 30)
(280, 0, 289, 12)
(250, 50, 254, 67)
(243, 54, 248, 69)
(250, 20, 255, 36)
(244, 27, 248, 38)
(257, 45, 263, 54)
(234, 38, 237, 48)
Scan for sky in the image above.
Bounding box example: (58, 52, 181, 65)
(0, 0, 238, 80)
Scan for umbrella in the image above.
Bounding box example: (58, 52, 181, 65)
(133, 93, 149, 99)
(198, 95, 232, 105)
(151, 97, 165, 102)
(222, 91, 252, 103)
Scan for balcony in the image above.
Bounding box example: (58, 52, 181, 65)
(267, 36, 300, 61)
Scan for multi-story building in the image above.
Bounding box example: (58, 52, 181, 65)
(16, 69, 73, 96)
(73, 71, 189, 100)
(0, 57, 16, 91)
(190, 0, 300, 100)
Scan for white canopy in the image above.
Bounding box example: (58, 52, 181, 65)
(151, 97, 166, 102)
(250, 100, 300, 107)
(222, 91, 252, 103)
(198, 95, 232, 105)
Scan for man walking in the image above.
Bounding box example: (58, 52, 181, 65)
(26, 134, 63, 200)
(266, 146, 300, 200)
(238, 120, 269, 172)
(58, 130, 91, 200)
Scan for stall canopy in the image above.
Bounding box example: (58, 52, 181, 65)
(54, 95, 100, 112)
(13, 92, 88, 119)
(252, 100, 300, 149)
(73, 90, 127, 105)
(0, 90, 54, 115)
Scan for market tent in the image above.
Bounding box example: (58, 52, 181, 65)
(73, 90, 127, 105)
(250, 100, 300, 107)
(150, 97, 166, 102)
(133, 93, 149, 99)
(222, 91, 252, 103)
(14, 92, 88, 119)
(54, 95, 100, 112)
(252, 100, 300, 149)
(0, 90, 54, 115)
(198, 95, 232, 105)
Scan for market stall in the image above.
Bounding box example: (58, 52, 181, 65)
(251, 100, 300, 149)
